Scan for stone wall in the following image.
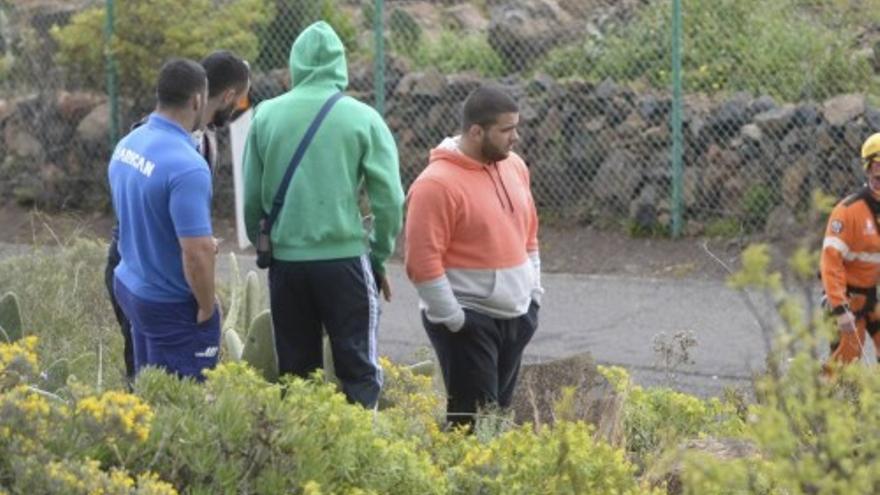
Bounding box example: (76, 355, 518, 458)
(1, 75, 874, 234)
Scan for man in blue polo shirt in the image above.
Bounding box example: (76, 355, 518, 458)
(109, 58, 219, 381)
(104, 51, 251, 384)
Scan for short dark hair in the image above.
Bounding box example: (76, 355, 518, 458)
(156, 58, 207, 109)
(201, 50, 250, 97)
(461, 85, 519, 131)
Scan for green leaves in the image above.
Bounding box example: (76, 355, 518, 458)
(0, 291, 22, 343)
(728, 244, 782, 292)
(52, 0, 272, 110)
(548, 0, 879, 101)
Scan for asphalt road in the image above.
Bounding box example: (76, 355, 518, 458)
(222, 254, 781, 397)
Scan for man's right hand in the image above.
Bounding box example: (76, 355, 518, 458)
(837, 311, 856, 332)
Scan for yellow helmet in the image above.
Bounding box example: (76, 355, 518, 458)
(862, 133, 880, 169)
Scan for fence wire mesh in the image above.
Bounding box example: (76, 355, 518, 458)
(2, 0, 880, 235)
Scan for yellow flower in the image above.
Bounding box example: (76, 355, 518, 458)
(76, 390, 154, 443)
(0, 336, 39, 385)
(303, 480, 323, 495)
(136, 472, 179, 495)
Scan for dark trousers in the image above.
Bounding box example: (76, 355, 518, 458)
(268, 255, 382, 408)
(114, 278, 221, 381)
(104, 238, 135, 383)
(424, 302, 538, 428)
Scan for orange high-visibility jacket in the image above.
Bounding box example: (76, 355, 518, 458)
(821, 188, 880, 313)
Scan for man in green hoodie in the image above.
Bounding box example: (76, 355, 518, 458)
(242, 22, 404, 408)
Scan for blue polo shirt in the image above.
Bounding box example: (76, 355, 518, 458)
(109, 113, 213, 303)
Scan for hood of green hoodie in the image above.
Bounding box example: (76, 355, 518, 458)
(289, 21, 348, 91)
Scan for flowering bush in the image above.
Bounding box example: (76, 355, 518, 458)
(15, 239, 878, 494)
(677, 243, 880, 494)
(0, 337, 169, 493)
(449, 421, 662, 495)
(0, 335, 38, 389)
(601, 364, 745, 464)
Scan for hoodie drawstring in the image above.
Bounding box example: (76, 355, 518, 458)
(483, 164, 514, 213)
(494, 164, 515, 213)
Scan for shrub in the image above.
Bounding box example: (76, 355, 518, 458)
(51, 0, 272, 110)
(542, 0, 879, 101)
(411, 31, 505, 78)
(680, 242, 880, 493)
(254, 0, 358, 71)
(389, 8, 422, 59)
(0, 336, 170, 493)
(448, 421, 662, 494)
(704, 218, 743, 238)
(599, 365, 745, 467)
(742, 184, 779, 232)
(133, 363, 446, 494)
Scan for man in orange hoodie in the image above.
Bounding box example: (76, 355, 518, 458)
(405, 85, 543, 428)
(821, 133, 880, 367)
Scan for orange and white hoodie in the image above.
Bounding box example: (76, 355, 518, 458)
(405, 136, 543, 331)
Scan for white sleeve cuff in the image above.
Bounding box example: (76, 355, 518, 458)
(529, 251, 545, 305)
(416, 275, 465, 331)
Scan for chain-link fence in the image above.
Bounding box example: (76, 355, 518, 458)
(2, 0, 880, 235)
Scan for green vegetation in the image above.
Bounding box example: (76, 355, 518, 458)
(0, 238, 124, 391)
(254, 0, 358, 71)
(5, 201, 880, 492)
(51, 0, 272, 108)
(389, 8, 422, 59)
(704, 218, 743, 238)
(679, 243, 880, 493)
(541, 0, 880, 101)
(742, 184, 779, 231)
(410, 31, 506, 78)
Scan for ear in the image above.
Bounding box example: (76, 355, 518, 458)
(465, 124, 483, 140)
(223, 87, 238, 105)
(193, 91, 204, 112)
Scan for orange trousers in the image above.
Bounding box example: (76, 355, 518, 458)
(828, 292, 880, 365)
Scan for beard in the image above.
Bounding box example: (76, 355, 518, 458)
(480, 136, 510, 162)
(210, 104, 236, 128)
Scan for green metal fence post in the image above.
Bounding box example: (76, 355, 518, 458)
(104, 0, 119, 146)
(373, 0, 385, 115)
(670, 0, 684, 238)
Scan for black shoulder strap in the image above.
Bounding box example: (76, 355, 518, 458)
(843, 185, 872, 206)
(852, 186, 880, 237)
(265, 92, 344, 229)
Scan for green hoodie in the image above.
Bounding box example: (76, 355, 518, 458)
(242, 22, 403, 274)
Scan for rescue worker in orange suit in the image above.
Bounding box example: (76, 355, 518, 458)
(821, 133, 880, 366)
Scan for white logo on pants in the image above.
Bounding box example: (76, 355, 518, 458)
(195, 346, 219, 358)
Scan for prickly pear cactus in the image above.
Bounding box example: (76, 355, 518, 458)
(43, 358, 70, 392)
(241, 310, 278, 382)
(223, 253, 244, 334)
(323, 333, 338, 386)
(0, 292, 23, 342)
(407, 360, 435, 377)
(243, 271, 262, 330)
(224, 329, 244, 361)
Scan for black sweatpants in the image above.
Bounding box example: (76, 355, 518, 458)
(104, 238, 135, 383)
(424, 301, 538, 428)
(269, 255, 381, 408)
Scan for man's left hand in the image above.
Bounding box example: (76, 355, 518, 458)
(372, 265, 392, 302)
